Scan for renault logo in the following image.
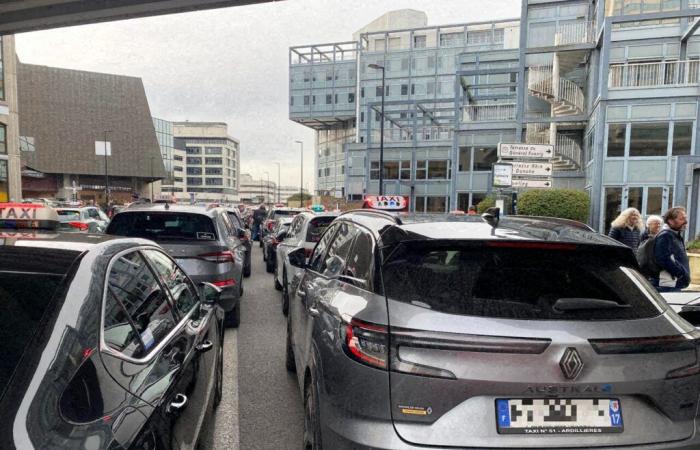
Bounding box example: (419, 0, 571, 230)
(560, 347, 584, 380)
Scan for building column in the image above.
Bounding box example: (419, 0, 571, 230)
(3, 35, 21, 201)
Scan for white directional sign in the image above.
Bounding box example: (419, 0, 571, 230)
(512, 178, 552, 188)
(493, 163, 513, 188)
(511, 161, 553, 177)
(498, 143, 553, 160)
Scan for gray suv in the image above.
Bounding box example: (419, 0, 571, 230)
(285, 210, 700, 450)
(106, 204, 246, 327)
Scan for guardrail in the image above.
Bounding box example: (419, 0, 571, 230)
(608, 60, 700, 88)
(555, 134, 582, 168)
(370, 126, 454, 143)
(554, 21, 596, 46)
(528, 65, 585, 114)
(462, 103, 517, 122)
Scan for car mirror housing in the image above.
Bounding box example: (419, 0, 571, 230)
(200, 282, 223, 305)
(288, 247, 307, 269)
(278, 231, 287, 241)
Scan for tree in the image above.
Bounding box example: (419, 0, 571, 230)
(286, 192, 312, 204)
(476, 195, 497, 214)
(517, 189, 590, 223)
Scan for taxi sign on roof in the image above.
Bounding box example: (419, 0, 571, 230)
(0, 203, 59, 230)
(363, 195, 409, 211)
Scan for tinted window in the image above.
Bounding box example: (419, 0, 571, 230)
(343, 231, 374, 288)
(309, 222, 338, 271)
(56, 209, 81, 222)
(142, 250, 199, 315)
(382, 243, 661, 321)
(105, 251, 177, 358)
(107, 212, 217, 241)
(272, 210, 301, 219)
(306, 216, 335, 243)
(320, 222, 359, 277)
(0, 272, 65, 397)
(227, 211, 243, 229)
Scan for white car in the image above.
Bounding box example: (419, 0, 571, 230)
(274, 211, 338, 315)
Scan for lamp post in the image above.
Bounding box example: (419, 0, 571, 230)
(294, 140, 304, 207)
(368, 63, 386, 196)
(103, 130, 111, 206)
(263, 171, 270, 204)
(273, 162, 281, 203)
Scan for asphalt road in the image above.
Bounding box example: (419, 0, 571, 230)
(202, 242, 304, 450)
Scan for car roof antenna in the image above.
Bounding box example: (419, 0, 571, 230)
(482, 207, 500, 233)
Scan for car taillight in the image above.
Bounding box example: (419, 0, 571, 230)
(212, 279, 236, 287)
(589, 333, 699, 354)
(68, 221, 89, 231)
(199, 251, 235, 263)
(342, 319, 388, 370)
(266, 220, 275, 232)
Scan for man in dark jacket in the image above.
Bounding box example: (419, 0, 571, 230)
(252, 204, 267, 241)
(652, 207, 689, 292)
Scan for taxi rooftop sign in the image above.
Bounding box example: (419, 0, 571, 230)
(0, 203, 59, 230)
(363, 195, 408, 211)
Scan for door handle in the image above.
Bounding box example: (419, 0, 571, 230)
(167, 393, 188, 413)
(196, 340, 213, 353)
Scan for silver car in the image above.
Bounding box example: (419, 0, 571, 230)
(275, 211, 338, 315)
(106, 203, 246, 327)
(55, 206, 110, 232)
(285, 210, 700, 450)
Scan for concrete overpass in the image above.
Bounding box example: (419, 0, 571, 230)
(0, 0, 279, 34)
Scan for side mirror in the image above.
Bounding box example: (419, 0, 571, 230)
(237, 228, 246, 239)
(288, 247, 307, 269)
(200, 282, 223, 305)
(278, 231, 288, 241)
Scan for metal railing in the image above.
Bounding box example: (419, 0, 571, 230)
(608, 60, 700, 88)
(555, 134, 582, 168)
(370, 126, 453, 143)
(462, 103, 517, 122)
(525, 122, 550, 144)
(554, 21, 596, 46)
(528, 65, 585, 114)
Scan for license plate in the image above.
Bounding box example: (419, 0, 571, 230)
(496, 399, 624, 434)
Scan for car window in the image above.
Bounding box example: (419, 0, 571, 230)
(104, 251, 178, 358)
(288, 216, 303, 239)
(320, 222, 359, 277)
(306, 216, 335, 243)
(309, 222, 339, 272)
(56, 210, 81, 222)
(220, 211, 235, 236)
(106, 212, 218, 241)
(142, 249, 199, 316)
(87, 208, 100, 219)
(381, 243, 662, 321)
(228, 212, 243, 229)
(343, 230, 374, 289)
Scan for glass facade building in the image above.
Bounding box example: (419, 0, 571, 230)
(290, 2, 700, 236)
(153, 117, 185, 195)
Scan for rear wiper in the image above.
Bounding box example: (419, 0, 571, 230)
(553, 298, 630, 312)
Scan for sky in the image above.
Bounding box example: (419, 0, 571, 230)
(15, 0, 520, 189)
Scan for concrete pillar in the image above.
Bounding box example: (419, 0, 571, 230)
(1, 35, 21, 201)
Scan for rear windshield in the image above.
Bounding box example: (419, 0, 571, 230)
(56, 210, 81, 222)
(272, 210, 300, 219)
(306, 217, 335, 243)
(381, 242, 662, 321)
(107, 212, 217, 241)
(0, 272, 65, 397)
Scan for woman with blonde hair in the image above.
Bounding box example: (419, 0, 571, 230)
(608, 207, 644, 250)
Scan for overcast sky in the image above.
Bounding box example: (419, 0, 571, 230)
(15, 0, 520, 188)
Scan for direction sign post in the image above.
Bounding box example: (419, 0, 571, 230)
(511, 179, 552, 188)
(511, 161, 552, 177)
(498, 143, 554, 160)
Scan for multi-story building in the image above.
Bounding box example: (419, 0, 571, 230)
(0, 35, 21, 201)
(172, 122, 240, 203)
(238, 173, 277, 204)
(153, 117, 185, 197)
(290, 3, 700, 236)
(279, 185, 308, 204)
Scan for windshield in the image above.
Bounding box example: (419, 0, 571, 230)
(273, 210, 300, 219)
(56, 210, 81, 223)
(382, 242, 663, 321)
(106, 212, 217, 241)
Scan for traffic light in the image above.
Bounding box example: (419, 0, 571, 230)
(511, 192, 518, 215)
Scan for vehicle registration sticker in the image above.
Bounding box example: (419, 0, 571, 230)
(496, 399, 623, 434)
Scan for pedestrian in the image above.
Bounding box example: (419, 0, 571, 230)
(608, 207, 644, 250)
(641, 215, 663, 242)
(467, 205, 478, 216)
(651, 206, 689, 292)
(252, 204, 267, 241)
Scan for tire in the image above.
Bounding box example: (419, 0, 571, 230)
(224, 305, 240, 328)
(243, 254, 251, 278)
(274, 264, 282, 291)
(213, 339, 223, 408)
(303, 376, 322, 450)
(285, 317, 296, 372)
(282, 269, 290, 316)
(262, 245, 267, 261)
(266, 256, 274, 273)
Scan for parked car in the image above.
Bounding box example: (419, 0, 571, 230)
(105, 203, 245, 327)
(275, 211, 338, 314)
(260, 207, 304, 247)
(0, 202, 226, 450)
(263, 217, 294, 273)
(225, 207, 252, 277)
(285, 210, 700, 450)
(55, 206, 110, 232)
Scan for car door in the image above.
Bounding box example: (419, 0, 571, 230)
(218, 211, 245, 284)
(278, 215, 304, 282)
(99, 248, 210, 449)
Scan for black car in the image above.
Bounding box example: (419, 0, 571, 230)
(263, 217, 294, 273)
(0, 206, 226, 449)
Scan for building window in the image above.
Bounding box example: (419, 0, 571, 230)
(19, 135, 35, 153)
(348, 93, 355, 103)
(415, 196, 449, 213)
(205, 147, 222, 155)
(607, 123, 626, 157)
(304, 95, 310, 106)
(187, 167, 202, 175)
(375, 86, 383, 98)
(629, 122, 668, 157)
(187, 177, 202, 186)
(473, 147, 497, 171)
(440, 32, 464, 47)
(205, 167, 223, 175)
(205, 178, 223, 186)
(400, 161, 411, 180)
(186, 157, 202, 165)
(205, 157, 223, 165)
(672, 121, 693, 156)
(174, 155, 183, 161)
(401, 84, 408, 96)
(326, 94, 332, 104)
(0, 37, 4, 101)
(428, 160, 450, 179)
(186, 147, 201, 155)
(414, 35, 427, 49)
(458, 147, 471, 171)
(361, 87, 365, 98)
(173, 166, 183, 172)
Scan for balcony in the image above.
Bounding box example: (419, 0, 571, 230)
(554, 21, 596, 46)
(462, 103, 516, 122)
(608, 60, 700, 89)
(369, 126, 453, 143)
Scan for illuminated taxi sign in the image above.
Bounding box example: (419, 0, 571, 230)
(0, 203, 59, 230)
(363, 195, 408, 211)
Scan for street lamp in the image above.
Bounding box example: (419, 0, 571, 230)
(263, 171, 270, 204)
(273, 162, 281, 203)
(368, 63, 386, 196)
(103, 130, 112, 206)
(294, 140, 304, 207)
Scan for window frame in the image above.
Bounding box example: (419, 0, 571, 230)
(100, 246, 200, 364)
